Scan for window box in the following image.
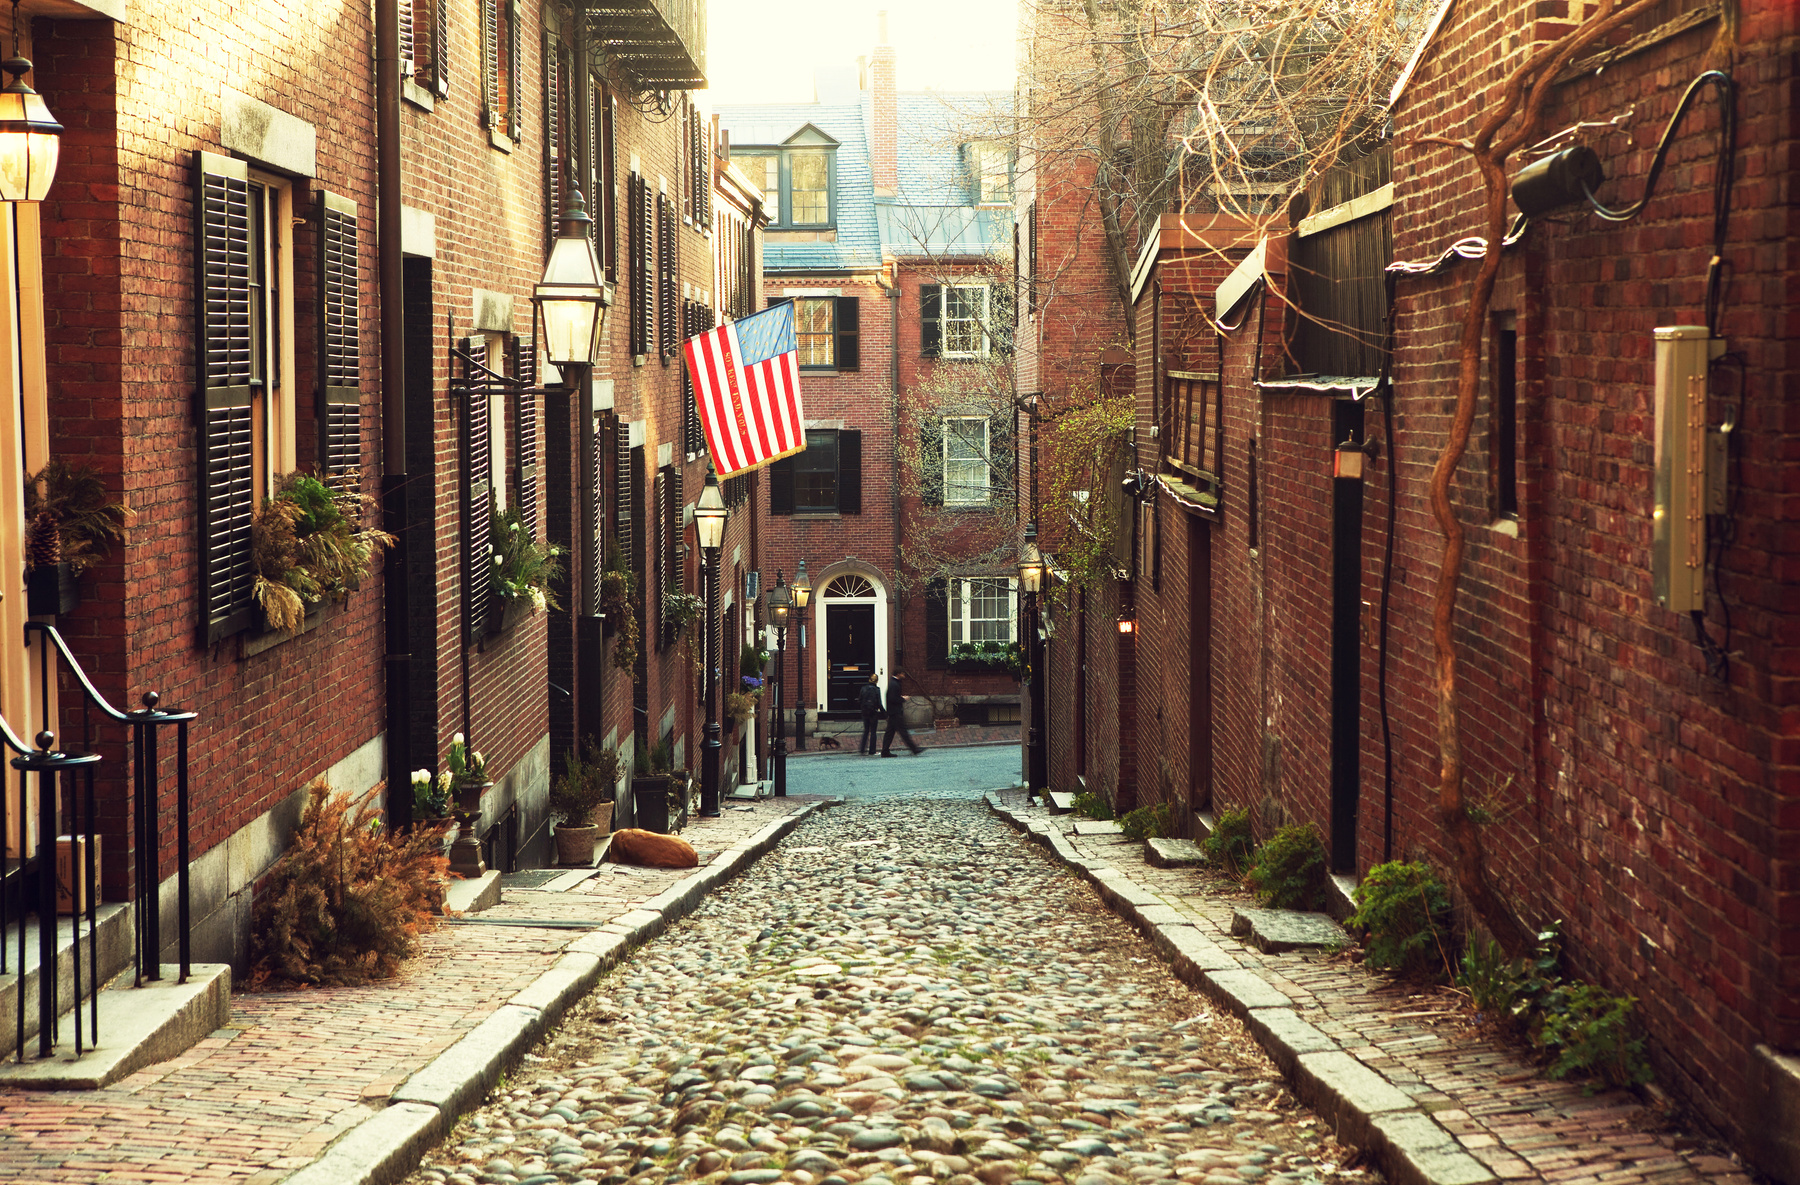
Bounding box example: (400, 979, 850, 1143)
(26, 563, 78, 617)
(483, 594, 534, 639)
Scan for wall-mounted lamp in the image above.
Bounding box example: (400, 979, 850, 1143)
(1116, 614, 1136, 635)
(1333, 433, 1381, 481)
(0, 0, 62, 204)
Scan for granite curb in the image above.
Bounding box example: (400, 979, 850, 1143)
(986, 792, 1496, 1185)
(276, 797, 839, 1185)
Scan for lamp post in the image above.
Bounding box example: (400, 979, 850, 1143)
(533, 187, 608, 370)
(695, 469, 728, 818)
(0, 1, 63, 204)
(1018, 524, 1046, 803)
(791, 559, 811, 751)
(767, 571, 792, 798)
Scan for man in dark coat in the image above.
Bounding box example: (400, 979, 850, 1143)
(857, 674, 884, 755)
(881, 669, 923, 756)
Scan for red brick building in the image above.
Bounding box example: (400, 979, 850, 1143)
(1027, 0, 1800, 1171)
(720, 36, 1017, 741)
(0, 0, 759, 1018)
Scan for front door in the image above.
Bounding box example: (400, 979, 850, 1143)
(825, 603, 876, 710)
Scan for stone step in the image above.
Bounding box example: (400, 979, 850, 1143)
(0, 903, 133, 1061)
(1229, 906, 1349, 954)
(1045, 791, 1075, 814)
(0, 963, 230, 1090)
(1072, 819, 1123, 836)
(1145, 837, 1206, 868)
(444, 869, 502, 914)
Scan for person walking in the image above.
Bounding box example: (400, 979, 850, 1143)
(857, 674, 884, 755)
(880, 669, 923, 756)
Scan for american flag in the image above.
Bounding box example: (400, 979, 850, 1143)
(683, 302, 806, 479)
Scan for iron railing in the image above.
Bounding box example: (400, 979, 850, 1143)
(0, 622, 196, 1063)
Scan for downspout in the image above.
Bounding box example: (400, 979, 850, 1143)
(888, 274, 901, 671)
(376, 0, 411, 823)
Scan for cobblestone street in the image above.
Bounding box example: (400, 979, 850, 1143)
(406, 784, 1370, 1185)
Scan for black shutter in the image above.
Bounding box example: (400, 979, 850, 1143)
(1028, 203, 1038, 313)
(428, 0, 449, 97)
(658, 193, 678, 360)
(598, 85, 617, 283)
(544, 32, 561, 248)
(318, 190, 362, 477)
(505, 0, 521, 140)
(482, 0, 499, 128)
(589, 411, 607, 616)
(652, 468, 666, 648)
(699, 112, 712, 228)
(991, 285, 1015, 356)
(399, 0, 415, 76)
(196, 151, 255, 643)
(769, 456, 794, 515)
(464, 341, 493, 643)
(988, 408, 1013, 500)
(919, 418, 944, 505)
(615, 421, 633, 565)
(837, 429, 862, 514)
(835, 296, 860, 371)
(920, 284, 941, 358)
(638, 175, 655, 357)
(925, 578, 950, 670)
(513, 338, 539, 538)
(628, 173, 647, 357)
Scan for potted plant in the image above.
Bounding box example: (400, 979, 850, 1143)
(741, 642, 769, 678)
(600, 552, 641, 678)
(631, 739, 675, 833)
(437, 733, 490, 875)
(549, 738, 618, 865)
(410, 768, 457, 850)
(949, 639, 1023, 674)
(486, 501, 562, 636)
(725, 684, 760, 728)
(663, 590, 703, 643)
(251, 471, 395, 634)
(23, 460, 134, 615)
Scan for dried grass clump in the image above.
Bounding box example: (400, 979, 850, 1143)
(248, 781, 451, 989)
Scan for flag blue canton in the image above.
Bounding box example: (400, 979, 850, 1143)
(734, 303, 797, 368)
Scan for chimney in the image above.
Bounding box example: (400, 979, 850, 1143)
(870, 11, 898, 197)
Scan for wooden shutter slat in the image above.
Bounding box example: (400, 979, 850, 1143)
(544, 33, 561, 247)
(465, 345, 493, 641)
(838, 429, 861, 515)
(196, 151, 255, 642)
(513, 338, 539, 538)
(920, 284, 941, 358)
(925, 579, 949, 669)
(920, 418, 944, 505)
(769, 456, 794, 516)
(399, 0, 415, 77)
(318, 190, 362, 477)
(836, 296, 859, 372)
(483, 0, 499, 128)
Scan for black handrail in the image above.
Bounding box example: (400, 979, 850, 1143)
(0, 624, 198, 1065)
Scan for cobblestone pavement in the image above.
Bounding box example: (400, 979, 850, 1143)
(405, 793, 1369, 1185)
(997, 795, 1756, 1185)
(0, 797, 818, 1185)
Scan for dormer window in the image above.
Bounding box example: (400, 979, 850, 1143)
(736, 124, 838, 229)
(966, 140, 1013, 205)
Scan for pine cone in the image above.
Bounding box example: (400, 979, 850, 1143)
(24, 510, 60, 572)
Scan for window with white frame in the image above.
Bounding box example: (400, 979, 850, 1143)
(948, 577, 1017, 648)
(943, 416, 990, 506)
(967, 140, 1012, 205)
(943, 284, 989, 358)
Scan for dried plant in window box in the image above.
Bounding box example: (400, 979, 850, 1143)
(251, 472, 395, 634)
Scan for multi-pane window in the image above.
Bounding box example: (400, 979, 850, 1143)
(795, 298, 834, 367)
(943, 285, 989, 357)
(789, 151, 829, 224)
(793, 429, 838, 512)
(943, 417, 990, 506)
(948, 578, 1017, 648)
(966, 141, 1012, 205)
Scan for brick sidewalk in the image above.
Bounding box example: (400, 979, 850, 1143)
(992, 790, 1755, 1185)
(0, 798, 823, 1185)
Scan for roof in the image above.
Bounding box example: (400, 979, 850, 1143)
(718, 88, 1012, 275)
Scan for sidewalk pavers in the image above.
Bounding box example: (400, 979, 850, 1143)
(0, 796, 832, 1185)
(986, 790, 1755, 1185)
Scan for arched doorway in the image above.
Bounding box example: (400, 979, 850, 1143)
(816, 572, 888, 713)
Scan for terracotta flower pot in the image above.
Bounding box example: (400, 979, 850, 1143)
(554, 823, 601, 865)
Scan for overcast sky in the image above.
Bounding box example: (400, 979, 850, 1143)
(704, 0, 1018, 109)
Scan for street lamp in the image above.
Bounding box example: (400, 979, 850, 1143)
(767, 571, 792, 798)
(0, 1, 62, 204)
(1018, 524, 1046, 803)
(695, 469, 728, 818)
(533, 187, 607, 369)
(791, 559, 811, 752)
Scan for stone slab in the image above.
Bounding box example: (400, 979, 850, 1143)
(1293, 1050, 1415, 1146)
(1203, 968, 1293, 1016)
(1244, 1008, 1338, 1075)
(1368, 1111, 1498, 1185)
(1072, 819, 1123, 835)
(565, 929, 631, 967)
(1230, 906, 1349, 953)
(280, 1101, 442, 1185)
(508, 953, 602, 1021)
(1156, 926, 1240, 978)
(391, 1003, 541, 1115)
(1145, 837, 1206, 867)
(444, 870, 502, 914)
(1133, 903, 1190, 928)
(613, 908, 667, 937)
(0, 963, 231, 1090)
(1046, 791, 1075, 813)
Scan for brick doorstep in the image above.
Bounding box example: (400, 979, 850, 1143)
(985, 790, 1755, 1185)
(0, 797, 830, 1185)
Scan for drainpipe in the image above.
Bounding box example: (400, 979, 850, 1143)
(888, 276, 901, 675)
(376, 0, 412, 824)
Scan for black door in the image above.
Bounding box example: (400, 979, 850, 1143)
(826, 603, 876, 710)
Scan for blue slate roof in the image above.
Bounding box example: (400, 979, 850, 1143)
(718, 88, 1012, 274)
